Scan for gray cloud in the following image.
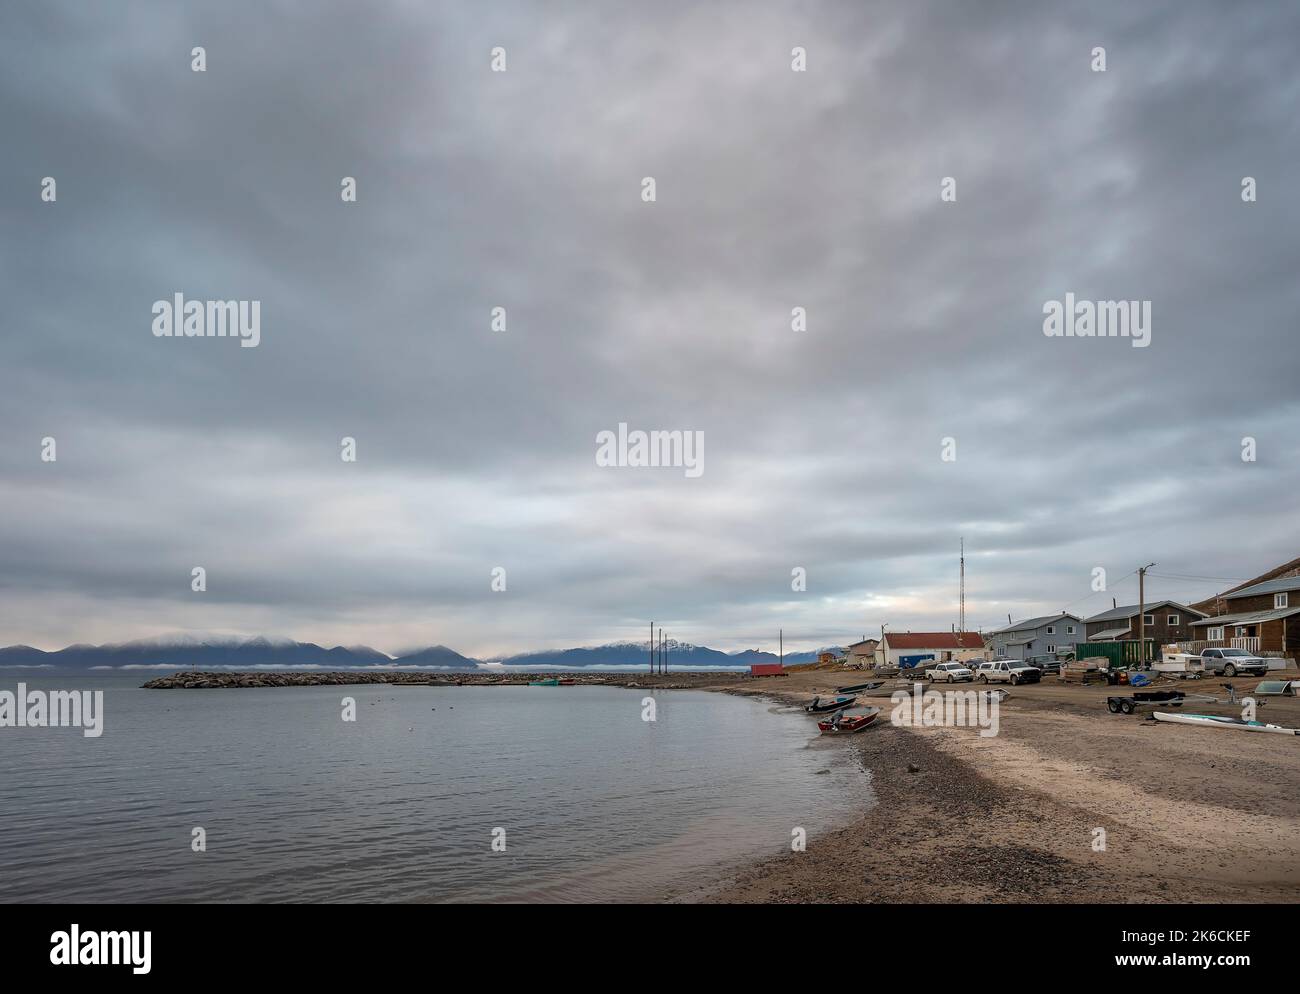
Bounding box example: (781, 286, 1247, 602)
(2, 0, 1298, 655)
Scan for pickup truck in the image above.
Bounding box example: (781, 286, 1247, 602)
(1025, 654, 1062, 675)
(926, 661, 974, 683)
(1200, 647, 1269, 677)
(974, 660, 1042, 685)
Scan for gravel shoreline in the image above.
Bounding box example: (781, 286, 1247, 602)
(686, 671, 1300, 903)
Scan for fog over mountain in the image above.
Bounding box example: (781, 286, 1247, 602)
(0, 634, 396, 671)
(0, 634, 845, 671)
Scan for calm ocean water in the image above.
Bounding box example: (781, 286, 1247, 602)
(0, 673, 872, 902)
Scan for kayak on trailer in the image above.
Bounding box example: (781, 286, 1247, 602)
(835, 681, 884, 694)
(804, 695, 858, 714)
(1152, 712, 1300, 735)
(817, 708, 881, 734)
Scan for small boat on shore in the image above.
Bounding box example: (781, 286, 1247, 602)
(557, 679, 576, 686)
(817, 708, 881, 734)
(835, 681, 884, 694)
(1254, 680, 1298, 697)
(529, 678, 560, 687)
(804, 695, 857, 714)
(1153, 712, 1300, 735)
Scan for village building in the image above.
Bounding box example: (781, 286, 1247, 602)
(1083, 601, 1206, 645)
(1190, 555, 1300, 616)
(986, 613, 1084, 661)
(1187, 566, 1300, 655)
(876, 631, 990, 670)
(846, 638, 879, 668)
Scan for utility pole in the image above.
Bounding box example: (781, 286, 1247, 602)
(650, 623, 655, 675)
(1138, 563, 1155, 664)
(779, 629, 784, 668)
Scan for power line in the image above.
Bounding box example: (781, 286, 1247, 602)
(1147, 571, 1248, 584)
(1053, 567, 1141, 613)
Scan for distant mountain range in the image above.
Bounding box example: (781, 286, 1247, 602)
(0, 634, 407, 671)
(490, 643, 843, 669)
(0, 633, 845, 672)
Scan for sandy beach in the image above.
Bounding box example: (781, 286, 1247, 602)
(679, 667, 1300, 903)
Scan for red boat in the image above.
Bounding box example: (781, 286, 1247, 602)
(817, 708, 881, 734)
(557, 678, 576, 686)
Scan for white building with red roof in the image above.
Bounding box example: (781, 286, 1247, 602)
(877, 630, 991, 670)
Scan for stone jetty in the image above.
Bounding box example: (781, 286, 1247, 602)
(140, 670, 746, 690)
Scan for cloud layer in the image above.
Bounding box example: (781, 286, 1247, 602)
(2, 1, 1298, 655)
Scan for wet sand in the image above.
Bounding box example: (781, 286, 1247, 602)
(678, 667, 1300, 903)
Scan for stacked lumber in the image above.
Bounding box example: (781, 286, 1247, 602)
(1060, 656, 1106, 685)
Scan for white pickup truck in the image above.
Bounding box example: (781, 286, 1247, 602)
(1200, 647, 1270, 677)
(974, 660, 1042, 685)
(925, 661, 974, 683)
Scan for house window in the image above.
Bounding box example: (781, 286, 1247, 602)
(1046, 626, 1055, 635)
(1208, 627, 1223, 641)
(1236, 627, 1246, 637)
(1066, 625, 1075, 635)
(1276, 592, 1289, 609)
(1167, 614, 1179, 626)
(1143, 614, 1154, 625)
(1046, 644, 1057, 654)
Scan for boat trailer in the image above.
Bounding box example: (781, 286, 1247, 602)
(1106, 689, 1234, 715)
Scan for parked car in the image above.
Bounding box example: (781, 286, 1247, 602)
(1200, 647, 1269, 677)
(926, 661, 974, 683)
(1026, 654, 1062, 675)
(975, 660, 1042, 685)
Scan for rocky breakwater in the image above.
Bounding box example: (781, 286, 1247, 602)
(141, 670, 752, 690)
(142, 670, 472, 689)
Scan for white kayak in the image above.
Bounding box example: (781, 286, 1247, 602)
(1152, 711, 1300, 736)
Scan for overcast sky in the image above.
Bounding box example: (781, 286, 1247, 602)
(2, 1, 1298, 656)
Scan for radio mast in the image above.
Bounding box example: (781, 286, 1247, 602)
(959, 538, 966, 633)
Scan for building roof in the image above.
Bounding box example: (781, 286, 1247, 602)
(1190, 606, 1300, 627)
(989, 613, 1082, 635)
(1001, 636, 1035, 647)
(847, 639, 878, 649)
(1089, 626, 1132, 641)
(1191, 556, 1300, 613)
(884, 632, 986, 650)
(1224, 575, 1300, 600)
(1085, 601, 1206, 623)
